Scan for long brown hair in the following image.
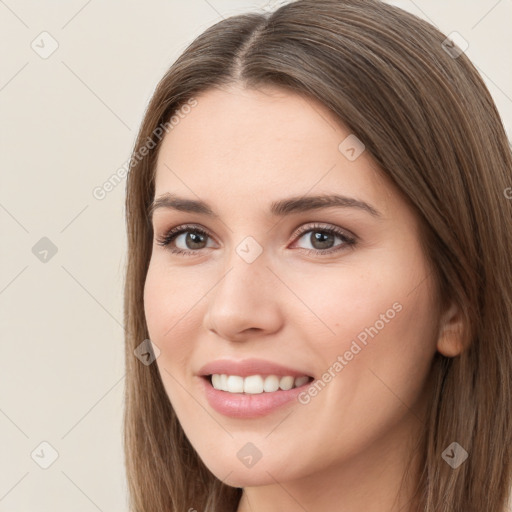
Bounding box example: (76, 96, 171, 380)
(123, 1, 512, 510)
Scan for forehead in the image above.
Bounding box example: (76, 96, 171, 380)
(154, 85, 393, 218)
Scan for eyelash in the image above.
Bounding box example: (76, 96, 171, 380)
(155, 222, 357, 257)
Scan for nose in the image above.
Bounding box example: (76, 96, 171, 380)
(202, 253, 284, 342)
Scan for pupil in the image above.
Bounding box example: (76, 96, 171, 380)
(312, 231, 334, 249)
(187, 232, 206, 249)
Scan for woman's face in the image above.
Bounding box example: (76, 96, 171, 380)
(144, 85, 441, 489)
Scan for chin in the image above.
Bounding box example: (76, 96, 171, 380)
(214, 466, 285, 488)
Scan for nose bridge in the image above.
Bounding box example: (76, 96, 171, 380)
(203, 240, 283, 339)
(216, 221, 272, 294)
(214, 240, 274, 309)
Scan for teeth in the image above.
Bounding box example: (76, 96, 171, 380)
(210, 374, 311, 394)
(294, 375, 310, 387)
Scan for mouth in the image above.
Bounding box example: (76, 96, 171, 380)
(200, 373, 316, 418)
(202, 374, 315, 394)
(197, 358, 316, 417)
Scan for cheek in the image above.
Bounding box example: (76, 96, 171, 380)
(143, 263, 169, 341)
(314, 264, 437, 418)
(322, 279, 436, 361)
(280, 265, 437, 470)
(368, 283, 439, 401)
(144, 259, 199, 339)
(288, 249, 438, 403)
(143, 261, 200, 376)
(143, 261, 203, 416)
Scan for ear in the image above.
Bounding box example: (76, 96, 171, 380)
(436, 300, 466, 357)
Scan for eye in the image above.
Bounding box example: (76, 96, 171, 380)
(155, 224, 215, 256)
(155, 222, 357, 256)
(290, 223, 356, 255)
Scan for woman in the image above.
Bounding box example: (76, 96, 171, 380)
(123, 1, 512, 510)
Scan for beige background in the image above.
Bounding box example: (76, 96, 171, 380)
(1, 1, 511, 510)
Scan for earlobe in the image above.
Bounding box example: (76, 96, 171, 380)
(436, 300, 466, 357)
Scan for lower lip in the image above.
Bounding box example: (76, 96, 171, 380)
(200, 376, 312, 418)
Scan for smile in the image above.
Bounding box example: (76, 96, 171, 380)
(210, 374, 313, 394)
(200, 374, 315, 418)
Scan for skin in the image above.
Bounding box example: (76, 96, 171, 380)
(143, 84, 464, 512)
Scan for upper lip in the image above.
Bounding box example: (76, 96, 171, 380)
(197, 358, 313, 378)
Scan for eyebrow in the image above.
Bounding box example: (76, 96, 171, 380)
(148, 192, 381, 221)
